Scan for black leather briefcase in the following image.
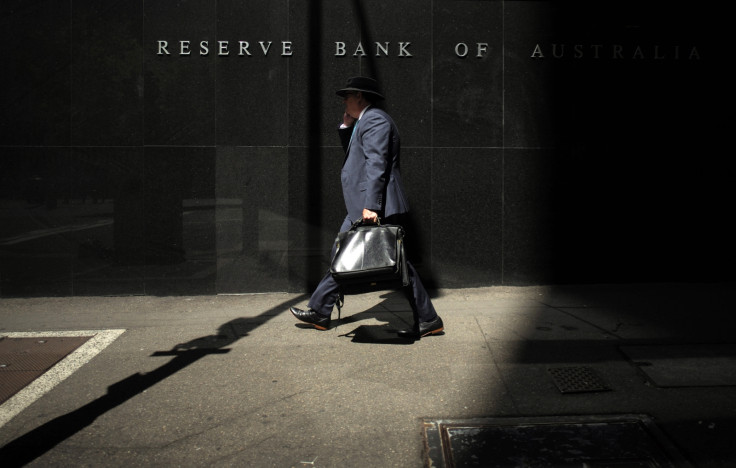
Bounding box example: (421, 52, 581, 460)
(329, 220, 409, 287)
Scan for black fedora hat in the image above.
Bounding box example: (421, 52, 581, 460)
(336, 76, 384, 100)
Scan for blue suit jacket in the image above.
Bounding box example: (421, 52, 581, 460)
(338, 107, 410, 223)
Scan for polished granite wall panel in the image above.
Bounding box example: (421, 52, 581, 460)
(144, 1, 216, 146)
(71, 1, 144, 146)
(215, 146, 289, 293)
(351, 0, 433, 148)
(502, 1, 554, 149)
(432, 0, 503, 148)
(0, 1, 71, 146)
(70, 148, 145, 295)
(431, 148, 503, 288)
(501, 1, 729, 282)
(287, 146, 348, 292)
(1, 149, 153, 297)
(504, 1, 718, 150)
(143, 147, 216, 295)
(216, 0, 289, 146)
(502, 148, 562, 285)
(286, 1, 354, 148)
(397, 147, 435, 286)
(504, 1, 635, 148)
(501, 148, 730, 285)
(0, 148, 73, 296)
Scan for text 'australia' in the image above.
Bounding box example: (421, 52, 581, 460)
(531, 43, 701, 60)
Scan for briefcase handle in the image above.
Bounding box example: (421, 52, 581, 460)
(351, 218, 382, 230)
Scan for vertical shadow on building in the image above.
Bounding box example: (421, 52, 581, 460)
(0, 294, 307, 467)
(352, 0, 378, 82)
(304, 0, 324, 287)
(302, 1, 388, 290)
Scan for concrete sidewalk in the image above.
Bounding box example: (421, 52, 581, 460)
(0, 282, 735, 467)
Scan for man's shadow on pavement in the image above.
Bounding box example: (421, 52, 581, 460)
(0, 294, 308, 468)
(323, 291, 445, 345)
(339, 323, 418, 344)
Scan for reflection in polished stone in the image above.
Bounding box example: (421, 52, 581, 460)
(216, 147, 289, 293)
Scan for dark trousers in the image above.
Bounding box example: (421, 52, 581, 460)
(307, 214, 437, 323)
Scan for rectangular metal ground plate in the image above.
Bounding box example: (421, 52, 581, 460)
(422, 415, 692, 468)
(548, 366, 611, 394)
(0, 336, 91, 404)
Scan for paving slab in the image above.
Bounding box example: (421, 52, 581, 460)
(620, 344, 736, 387)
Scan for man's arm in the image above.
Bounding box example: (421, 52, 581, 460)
(360, 113, 391, 220)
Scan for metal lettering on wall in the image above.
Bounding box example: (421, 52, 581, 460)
(530, 43, 701, 60)
(155, 40, 701, 61)
(155, 40, 492, 58)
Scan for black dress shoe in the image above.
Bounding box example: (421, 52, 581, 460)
(290, 307, 331, 330)
(397, 316, 444, 338)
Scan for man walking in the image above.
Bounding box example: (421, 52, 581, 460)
(290, 76, 443, 338)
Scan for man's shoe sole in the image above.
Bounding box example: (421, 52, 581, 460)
(290, 307, 330, 330)
(397, 326, 444, 338)
(420, 326, 444, 337)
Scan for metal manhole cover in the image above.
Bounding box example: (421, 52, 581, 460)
(0, 371, 44, 404)
(0, 336, 91, 404)
(422, 415, 692, 468)
(548, 366, 610, 394)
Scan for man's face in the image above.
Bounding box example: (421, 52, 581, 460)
(343, 92, 364, 119)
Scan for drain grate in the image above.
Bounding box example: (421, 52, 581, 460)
(548, 366, 610, 394)
(0, 336, 91, 404)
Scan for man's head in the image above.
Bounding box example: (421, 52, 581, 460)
(336, 76, 384, 119)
